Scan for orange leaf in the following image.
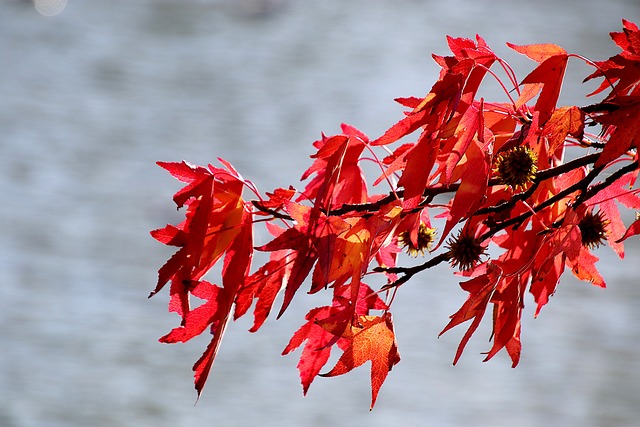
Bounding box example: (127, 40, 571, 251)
(542, 106, 585, 153)
(321, 313, 400, 409)
(507, 42, 567, 62)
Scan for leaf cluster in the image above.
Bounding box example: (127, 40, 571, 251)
(151, 20, 640, 408)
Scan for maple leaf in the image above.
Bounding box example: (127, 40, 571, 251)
(585, 172, 640, 257)
(436, 137, 490, 248)
(439, 269, 498, 365)
(282, 279, 388, 396)
(282, 306, 346, 395)
(508, 43, 569, 124)
(159, 280, 223, 344)
(584, 20, 640, 98)
(542, 106, 585, 154)
(233, 258, 287, 333)
(257, 200, 351, 318)
(192, 208, 253, 398)
(151, 160, 255, 398)
(298, 125, 369, 210)
(320, 313, 400, 409)
(588, 96, 640, 168)
(150, 161, 248, 319)
(618, 217, 640, 242)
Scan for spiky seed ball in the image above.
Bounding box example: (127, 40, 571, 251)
(398, 223, 437, 257)
(493, 146, 538, 190)
(578, 210, 609, 249)
(446, 231, 486, 271)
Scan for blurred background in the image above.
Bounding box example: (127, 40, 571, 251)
(2, 0, 640, 426)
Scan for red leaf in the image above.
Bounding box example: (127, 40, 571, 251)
(320, 313, 400, 409)
(436, 138, 490, 248)
(584, 20, 640, 98)
(618, 218, 640, 242)
(371, 73, 464, 147)
(234, 256, 288, 332)
(152, 159, 256, 398)
(440, 271, 498, 365)
(150, 223, 186, 246)
(282, 306, 347, 395)
(507, 43, 569, 123)
(298, 130, 368, 210)
(592, 96, 640, 168)
(394, 130, 440, 207)
(257, 201, 349, 318)
(159, 281, 222, 344)
(520, 54, 569, 123)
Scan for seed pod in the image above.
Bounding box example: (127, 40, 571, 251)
(398, 223, 437, 257)
(446, 231, 486, 271)
(493, 146, 538, 190)
(578, 210, 609, 249)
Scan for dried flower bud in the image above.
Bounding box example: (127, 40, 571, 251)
(446, 231, 486, 271)
(398, 223, 437, 257)
(493, 146, 538, 190)
(578, 210, 609, 249)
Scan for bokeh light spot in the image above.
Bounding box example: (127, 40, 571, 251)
(34, 0, 68, 16)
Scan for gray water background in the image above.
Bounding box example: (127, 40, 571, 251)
(2, 1, 640, 426)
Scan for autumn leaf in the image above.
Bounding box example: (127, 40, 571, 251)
(590, 96, 640, 168)
(440, 270, 498, 365)
(298, 126, 368, 210)
(282, 280, 388, 396)
(584, 19, 640, 98)
(159, 280, 222, 344)
(542, 106, 585, 154)
(150, 160, 249, 323)
(436, 138, 490, 248)
(508, 43, 569, 124)
(151, 160, 255, 398)
(618, 217, 640, 242)
(585, 172, 640, 257)
(233, 258, 285, 332)
(282, 306, 346, 395)
(257, 200, 351, 318)
(320, 313, 400, 409)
